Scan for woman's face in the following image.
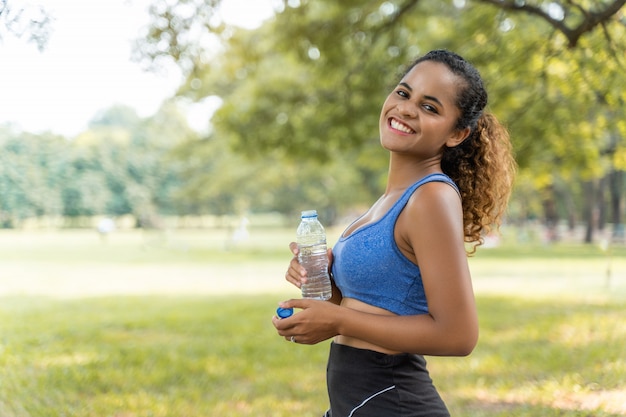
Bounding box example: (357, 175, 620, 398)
(379, 60, 469, 158)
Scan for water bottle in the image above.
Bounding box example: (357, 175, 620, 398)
(296, 210, 332, 300)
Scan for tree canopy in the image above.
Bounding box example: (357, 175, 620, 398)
(131, 0, 625, 232)
(1, 0, 624, 240)
(0, 0, 51, 50)
(133, 0, 626, 168)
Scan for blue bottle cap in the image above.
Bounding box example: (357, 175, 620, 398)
(301, 210, 318, 218)
(276, 307, 293, 318)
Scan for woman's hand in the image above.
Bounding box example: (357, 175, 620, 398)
(284, 242, 334, 289)
(272, 298, 341, 345)
(284, 242, 305, 289)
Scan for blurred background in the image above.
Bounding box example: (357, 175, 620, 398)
(0, 1, 625, 416)
(0, 0, 624, 242)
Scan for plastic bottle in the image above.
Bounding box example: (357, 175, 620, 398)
(296, 210, 332, 300)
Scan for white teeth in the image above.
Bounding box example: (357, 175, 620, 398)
(390, 119, 413, 134)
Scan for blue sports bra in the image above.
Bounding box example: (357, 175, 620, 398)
(331, 173, 459, 316)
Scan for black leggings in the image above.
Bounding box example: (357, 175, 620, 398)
(324, 343, 450, 417)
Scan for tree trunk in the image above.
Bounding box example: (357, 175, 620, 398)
(609, 169, 624, 241)
(556, 183, 577, 234)
(597, 176, 607, 232)
(582, 180, 595, 243)
(542, 185, 559, 242)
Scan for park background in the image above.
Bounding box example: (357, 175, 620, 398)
(1, 0, 625, 416)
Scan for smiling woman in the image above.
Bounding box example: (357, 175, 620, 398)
(274, 49, 516, 416)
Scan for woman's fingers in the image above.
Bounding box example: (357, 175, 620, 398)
(285, 242, 306, 288)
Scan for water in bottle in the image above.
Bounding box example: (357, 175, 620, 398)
(297, 210, 332, 300)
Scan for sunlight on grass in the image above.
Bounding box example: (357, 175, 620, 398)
(430, 297, 626, 416)
(1, 294, 624, 416)
(0, 229, 625, 416)
(0, 296, 330, 417)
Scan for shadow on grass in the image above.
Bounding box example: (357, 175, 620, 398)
(460, 399, 625, 417)
(433, 296, 626, 417)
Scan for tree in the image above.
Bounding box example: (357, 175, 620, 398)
(0, 127, 67, 226)
(0, 104, 199, 228)
(77, 103, 195, 226)
(477, 0, 626, 48)
(171, 128, 375, 224)
(0, 0, 52, 50)
(134, 0, 626, 238)
(134, 0, 625, 163)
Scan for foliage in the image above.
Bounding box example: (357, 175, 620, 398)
(476, 0, 626, 48)
(172, 134, 377, 222)
(132, 0, 626, 233)
(2, 1, 625, 233)
(0, 130, 66, 225)
(0, 104, 193, 227)
(0, 0, 52, 50)
(134, 0, 625, 169)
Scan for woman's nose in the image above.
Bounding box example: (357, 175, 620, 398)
(397, 100, 418, 118)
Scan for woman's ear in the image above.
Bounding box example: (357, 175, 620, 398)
(446, 127, 471, 148)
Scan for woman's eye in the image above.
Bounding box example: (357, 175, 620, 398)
(396, 90, 409, 98)
(423, 104, 438, 113)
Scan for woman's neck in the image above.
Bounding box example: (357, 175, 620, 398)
(385, 153, 442, 194)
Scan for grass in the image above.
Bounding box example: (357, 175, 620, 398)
(0, 228, 625, 416)
(0, 296, 329, 416)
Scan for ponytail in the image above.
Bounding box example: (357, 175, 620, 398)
(442, 112, 516, 252)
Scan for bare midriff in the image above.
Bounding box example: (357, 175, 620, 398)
(334, 297, 403, 355)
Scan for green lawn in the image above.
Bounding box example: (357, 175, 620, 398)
(0, 228, 625, 416)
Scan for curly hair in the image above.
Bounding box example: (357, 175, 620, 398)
(404, 50, 516, 251)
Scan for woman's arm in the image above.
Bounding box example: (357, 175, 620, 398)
(274, 183, 477, 356)
(393, 181, 478, 354)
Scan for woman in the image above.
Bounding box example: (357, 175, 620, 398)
(272, 49, 515, 416)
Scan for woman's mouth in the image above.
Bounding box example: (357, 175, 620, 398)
(389, 118, 415, 134)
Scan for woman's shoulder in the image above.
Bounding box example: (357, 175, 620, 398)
(405, 179, 463, 224)
(396, 177, 465, 263)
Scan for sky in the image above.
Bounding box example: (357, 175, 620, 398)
(0, 0, 274, 136)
